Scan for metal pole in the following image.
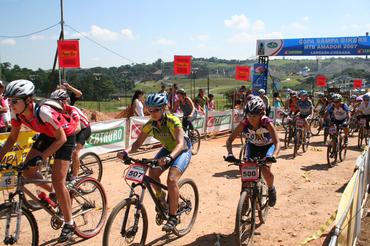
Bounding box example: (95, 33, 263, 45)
(366, 32, 369, 60)
(207, 75, 210, 96)
(60, 0, 65, 82)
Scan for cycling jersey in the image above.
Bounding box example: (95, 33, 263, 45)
(327, 103, 350, 121)
(287, 99, 299, 113)
(358, 101, 370, 115)
(142, 113, 187, 152)
(297, 99, 313, 116)
(241, 116, 273, 146)
(11, 102, 77, 138)
(64, 104, 90, 129)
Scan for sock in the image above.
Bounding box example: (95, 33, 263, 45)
(65, 220, 74, 226)
(268, 186, 275, 192)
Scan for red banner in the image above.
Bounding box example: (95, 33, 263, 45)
(316, 75, 327, 87)
(235, 66, 251, 81)
(58, 40, 80, 68)
(174, 55, 192, 75)
(353, 79, 362, 88)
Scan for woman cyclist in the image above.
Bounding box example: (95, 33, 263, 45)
(224, 96, 280, 207)
(0, 80, 77, 243)
(117, 93, 192, 232)
(173, 88, 196, 131)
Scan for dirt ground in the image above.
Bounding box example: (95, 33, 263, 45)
(26, 132, 362, 245)
(357, 197, 370, 246)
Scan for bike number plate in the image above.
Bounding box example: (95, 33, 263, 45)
(0, 170, 17, 191)
(296, 118, 305, 128)
(125, 164, 147, 183)
(240, 162, 259, 182)
(360, 118, 366, 127)
(329, 126, 337, 135)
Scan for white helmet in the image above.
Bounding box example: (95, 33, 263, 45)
(4, 79, 35, 98)
(50, 89, 70, 101)
(258, 89, 266, 95)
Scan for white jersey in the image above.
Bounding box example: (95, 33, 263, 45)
(358, 101, 370, 115)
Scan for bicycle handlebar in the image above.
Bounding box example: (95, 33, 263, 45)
(122, 156, 160, 168)
(223, 156, 276, 166)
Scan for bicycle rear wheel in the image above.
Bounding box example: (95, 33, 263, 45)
(189, 129, 201, 155)
(235, 190, 255, 246)
(70, 177, 107, 239)
(339, 136, 347, 162)
(327, 140, 337, 167)
(0, 203, 39, 246)
(173, 178, 199, 237)
(257, 179, 269, 225)
(358, 128, 364, 149)
(293, 130, 301, 158)
(102, 198, 148, 246)
(79, 152, 103, 182)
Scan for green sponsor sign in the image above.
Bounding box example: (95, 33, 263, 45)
(193, 117, 205, 129)
(212, 115, 231, 126)
(85, 126, 125, 148)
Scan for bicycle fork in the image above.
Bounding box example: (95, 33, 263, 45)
(4, 201, 23, 245)
(121, 188, 146, 238)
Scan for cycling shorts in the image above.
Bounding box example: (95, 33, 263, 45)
(32, 134, 76, 161)
(244, 143, 275, 160)
(76, 126, 92, 145)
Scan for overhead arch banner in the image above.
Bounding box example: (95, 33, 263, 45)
(256, 36, 370, 56)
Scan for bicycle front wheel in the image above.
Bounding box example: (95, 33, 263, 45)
(310, 118, 321, 136)
(257, 179, 269, 225)
(0, 203, 39, 246)
(339, 136, 347, 162)
(235, 190, 255, 246)
(327, 140, 337, 167)
(79, 152, 103, 182)
(71, 177, 107, 239)
(189, 129, 201, 155)
(103, 198, 148, 246)
(358, 128, 364, 149)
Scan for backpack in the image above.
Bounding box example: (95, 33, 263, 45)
(34, 99, 69, 125)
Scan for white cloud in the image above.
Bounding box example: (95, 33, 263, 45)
(30, 35, 45, 41)
(252, 20, 265, 32)
(224, 14, 250, 30)
(69, 32, 87, 39)
(190, 34, 209, 41)
(121, 29, 134, 40)
(302, 16, 309, 22)
(90, 25, 119, 41)
(153, 38, 176, 46)
(0, 38, 16, 45)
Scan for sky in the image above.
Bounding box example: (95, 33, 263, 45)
(0, 0, 369, 70)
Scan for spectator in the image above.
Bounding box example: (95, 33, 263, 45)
(258, 89, 270, 116)
(0, 81, 9, 133)
(194, 98, 205, 114)
(195, 89, 208, 110)
(131, 90, 145, 117)
(208, 94, 216, 111)
(159, 84, 168, 97)
(59, 81, 82, 106)
(273, 92, 284, 108)
(168, 84, 178, 110)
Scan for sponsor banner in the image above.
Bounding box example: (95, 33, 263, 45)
(58, 39, 80, 68)
(256, 36, 370, 56)
(173, 113, 206, 135)
(235, 66, 251, 81)
(129, 116, 159, 146)
(207, 110, 232, 133)
(81, 119, 126, 155)
(0, 131, 36, 165)
(252, 63, 268, 92)
(174, 55, 192, 75)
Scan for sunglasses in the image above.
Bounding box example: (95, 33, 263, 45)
(247, 113, 261, 118)
(9, 98, 22, 104)
(148, 108, 161, 113)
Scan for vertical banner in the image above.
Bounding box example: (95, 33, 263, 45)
(316, 75, 327, 87)
(353, 79, 362, 88)
(58, 39, 80, 68)
(252, 64, 268, 93)
(235, 66, 251, 81)
(174, 55, 192, 75)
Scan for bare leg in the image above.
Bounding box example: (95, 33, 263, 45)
(52, 160, 72, 222)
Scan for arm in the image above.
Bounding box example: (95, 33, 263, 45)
(226, 122, 244, 155)
(0, 99, 8, 113)
(40, 127, 67, 160)
(186, 97, 195, 117)
(124, 131, 148, 154)
(63, 82, 82, 98)
(266, 122, 280, 158)
(0, 125, 20, 161)
(172, 100, 179, 113)
(169, 127, 186, 159)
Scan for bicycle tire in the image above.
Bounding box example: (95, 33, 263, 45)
(293, 130, 300, 158)
(189, 129, 201, 155)
(235, 190, 255, 246)
(339, 136, 347, 162)
(79, 152, 103, 183)
(173, 178, 199, 237)
(71, 177, 107, 239)
(0, 203, 39, 246)
(102, 198, 148, 246)
(358, 128, 364, 149)
(257, 179, 269, 224)
(327, 140, 337, 167)
(309, 118, 321, 136)
(302, 133, 308, 153)
(239, 143, 246, 161)
(281, 114, 289, 131)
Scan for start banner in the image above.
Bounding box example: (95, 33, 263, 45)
(0, 131, 36, 165)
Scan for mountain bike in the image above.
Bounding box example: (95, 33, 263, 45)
(183, 120, 201, 155)
(327, 123, 347, 167)
(0, 161, 107, 245)
(225, 156, 275, 246)
(293, 117, 309, 158)
(357, 117, 368, 149)
(283, 114, 295, 149)
(103, 156, 199, 246)
(309, 112, 323, 136)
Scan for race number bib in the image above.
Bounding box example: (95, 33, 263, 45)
(329, 126, 337, 135)
(125, 164, 147, 183)
(0, 170, 17, 191)
(296, 118, 305, 128)
(240, 162, 259, 182)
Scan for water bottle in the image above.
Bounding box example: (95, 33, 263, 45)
(37, 191, 57, 208)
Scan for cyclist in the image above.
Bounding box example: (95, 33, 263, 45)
(326, 94, 350, 144)
(285, 91, 299, 115)
(357, 94, 370, 133)
(225, 96, 280, 207)
(258, 89, 270, 116)
(50, 89, 91, 182)
(314, 92, 328, 127)
(0, 80, 77, 243)
(297, 90, 313, 138)
(173, 88, 196, 131)
(117, 93, 192, 232)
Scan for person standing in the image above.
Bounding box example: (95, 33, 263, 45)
(131, 90, 145, 117)
(0, 81, 9, 133)
(258, 89, 270, 116)
(195, 89, 208, 110)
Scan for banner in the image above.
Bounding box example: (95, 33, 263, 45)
(81, 119, 126, 155)
(206, 110, 232, 133)
(256, 36, 370, 56)
(174, 55, 192, 75)
(129, 116, 159, 146)
(0, 131, 36, 165)
(235, 66, 251, 81)
(316, 75, 327, 87)
(353, 79, 362, 88)
(252, 63, 268, 92)
(58, 39, 80, 68)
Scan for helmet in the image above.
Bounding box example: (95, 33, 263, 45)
(332, 93, 342, 102)
(317, 92, 324, 98)
(363, 94, 370, 100)
(356, 96, 363, 102)
(298, 90, 308, 96)
(176, 88, 186, 95)
(4, 79, 35, 98)
(258, 89, 265, 95)
(50, 89, 70, 101)
(145, 93, 168, 107)
(245, 97, 265, 115)
(350, 95, 357, 100)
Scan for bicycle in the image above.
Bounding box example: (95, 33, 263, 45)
(225, 156, 275, 246)
(357, 117, 368, 149)
(103, 156, 199, 246)
(309, 112, 323, 136)
(0, 161, 107, 245)
(293, 117, 309, 158)
(283, 114, 296, 149)
(327, 123, 347, 167)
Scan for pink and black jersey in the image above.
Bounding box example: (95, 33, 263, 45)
(241, 116, 273, 146)
(11, 103, 77, 138)
(64, 104, 90, 129)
